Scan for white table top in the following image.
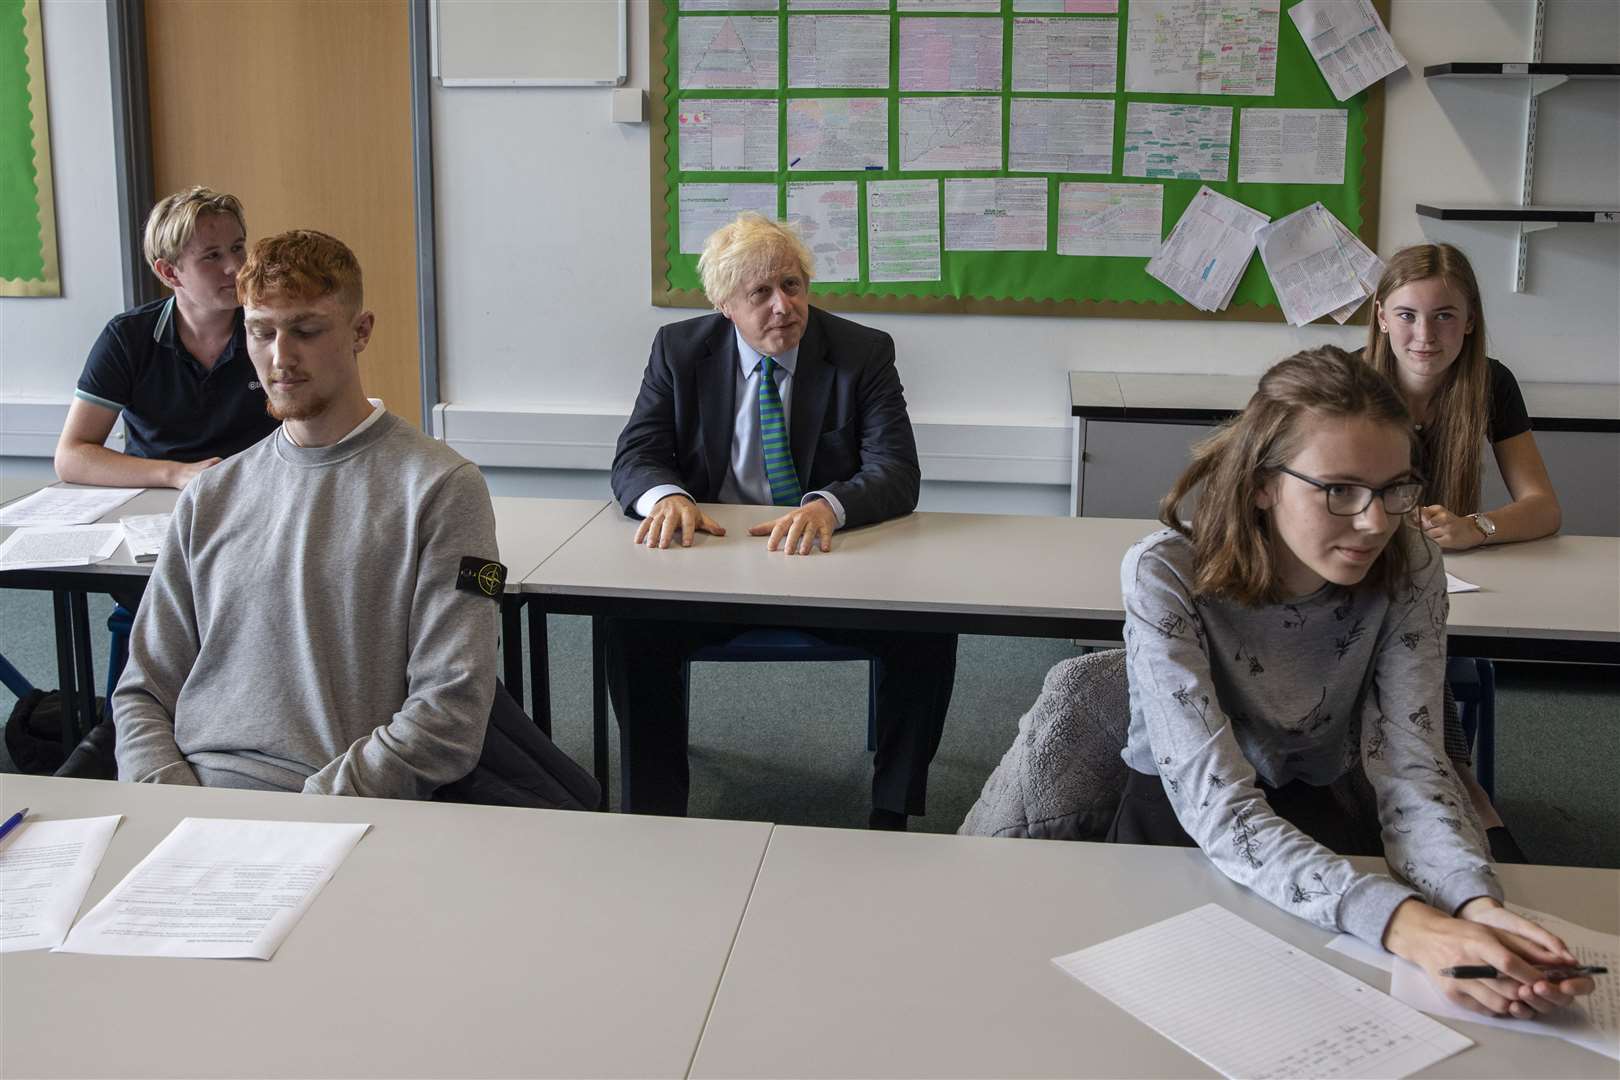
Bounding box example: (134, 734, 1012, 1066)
(1446, 536, 1620, 643)
(525, 503, 1152, 624)
(692, 826, 1620, 1079)
(0, 484, 179, 579)
(0, 774, 772, 1079)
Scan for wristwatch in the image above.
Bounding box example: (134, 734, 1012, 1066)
(1470, 513, 1497, 541)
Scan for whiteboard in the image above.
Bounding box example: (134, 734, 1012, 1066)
(431, 0, 627, 87)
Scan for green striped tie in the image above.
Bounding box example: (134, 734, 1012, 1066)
(758, 356, 801, 507)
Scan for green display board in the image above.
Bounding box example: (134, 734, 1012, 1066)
(0, 0, 60, 297)
(650, 0, 1386, 321)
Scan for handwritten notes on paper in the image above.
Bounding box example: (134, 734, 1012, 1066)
(1124, 103, 1232, 181)
(899, 16, 1003, 92)
(789, 15, 890, 89)
(1238, 108, 1348, 185)
(868, 179, 941, 282)
(1054, 904, 1473, 1079)
(788, 181, 862, 282)
(677, 184, 778, 254)
(1060, 183, 1164, 257)
(1011, 98, 1115, 173)
(1289, 0, 1406, 101)
(1253, 203, 1368, 326)
(678, 15, 779, 90)
(1147, 186, 1267, 311)
(1126, 0, 1280, 96)
(678, 99, 779, 172)
(945, 178, 1048, 251)
(1012, 17, 1118, 92)
(900, 96, 1002, 171)
(788, 97, 888, 171)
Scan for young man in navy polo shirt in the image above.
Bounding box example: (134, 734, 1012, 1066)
(54, 187, 279, 488)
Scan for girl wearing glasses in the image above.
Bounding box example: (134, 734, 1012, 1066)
(1366, 243, 1561, 550)
(1111, 347, 1593, 1020)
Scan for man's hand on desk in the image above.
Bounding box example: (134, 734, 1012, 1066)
(749, 498, 838, 555)
(635, 494, 727, 549)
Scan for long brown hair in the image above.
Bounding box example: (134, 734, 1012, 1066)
(1160, 347, 1420, 606)
(1365, 243, 1490, 515)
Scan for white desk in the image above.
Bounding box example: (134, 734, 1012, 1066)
(0, 774, 771, 1079)
(1446, 535, 1620, 659)
(692, 826, 1620, 1079)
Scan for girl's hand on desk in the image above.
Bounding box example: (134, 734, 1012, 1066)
(1418, 504, 1484, 551)
(1457, 897, 1596, 1014)
(1384, 898, 1587, 1018)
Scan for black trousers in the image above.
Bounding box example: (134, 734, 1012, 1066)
(602, 617, 957, 817)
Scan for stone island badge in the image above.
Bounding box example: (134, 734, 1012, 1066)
(457, 557, 507, 600)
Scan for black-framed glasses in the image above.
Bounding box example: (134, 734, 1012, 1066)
(1275, 466, 1423, 517)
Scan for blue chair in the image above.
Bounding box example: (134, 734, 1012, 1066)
(0, 651, 34, 698)
(1447, 656, 1496, 800)
(106, 605, 134, 701)
(684, 629, 879, 751)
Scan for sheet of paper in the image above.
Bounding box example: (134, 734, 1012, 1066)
(1054, 904, 1473, 1079)
(681, 0, 770, 9)
(57, 817, 370, 960)
(1146, 186, 1268, 311)
(1012, 16, 1118, 92)
(1289, 0, 1406, 101)
(899, 96, 1002, 171)
(1016, 0, 1119, 12)
(867, 179, 940, 282)
(1387, 904, 1619, 1061)
(1238, 107, 1348, 184)
(1010, 97, 1115, 173)
(789, 14, 890, 89)
(944, 178, 1048, 252)
(0, 524, 126, 571)
(1444, 571, 1480, 594)
(0, 485, 141, 527)
(788, 181, 861, 282)
(788, 97, 888, 171)
(678, 99, 779, 171)
(678, 15, 780, 90)
(1123, 102, 1232, 181)
(119, 512, 171, 563)
(899, 16, 1003, 91)
(0, 816, 122, 953)
(899, 0, 1001, 10)
(678, 183, 778, 254)
(1254, 203, 1366, 326)
(1328, 931, 1397, 972)
(790, 0, 886, 8)
(1126, 0, 1280, 96)
(1059, 182, 1163, 257)
(1324, 211, 1384, 323)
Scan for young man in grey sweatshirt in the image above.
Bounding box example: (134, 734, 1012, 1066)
(114, 230, 501, 800)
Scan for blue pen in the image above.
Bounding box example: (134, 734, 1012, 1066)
(0, 807, 29, 844)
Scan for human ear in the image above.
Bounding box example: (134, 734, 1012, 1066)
(1373, 300, 1387, 334)
(351, 310, 375, 354)
(1254, 478, 1276, 511)
(153, 258, 182, 291)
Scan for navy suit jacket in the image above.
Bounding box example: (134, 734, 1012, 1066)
(611, 307, 921, 530)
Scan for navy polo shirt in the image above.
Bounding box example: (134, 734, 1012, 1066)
(74, 296, 280, 462)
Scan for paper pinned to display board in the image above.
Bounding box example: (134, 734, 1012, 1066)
(944, 178, 1048, 252)
(1253, 202, 1367, 326)
(1288, 0, 1406, 101)
(1053, 903, 1473, 1079)
(1146, 186, 1269, 311)
(1237, 108, 1348, 185)
(867, 179, 941, 282)
(788, 181, 862, 283)
(1125, 0, 1281, 96)
(677, 183, 778, 254)
(1059, 182, 1164, 258)
(1323, 211, 1384, 323)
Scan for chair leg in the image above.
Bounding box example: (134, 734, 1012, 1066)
(591, 616, 610, 811)
(865, 658, 877, 752)
(1475, 659, 1496, 801)
(106, 605, 134, 702)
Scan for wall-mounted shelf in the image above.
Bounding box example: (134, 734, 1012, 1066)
(1424, 62, 1620, 79)
(1416, 204, 1620, 224)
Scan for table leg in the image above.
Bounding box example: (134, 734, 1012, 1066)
(500, 595, 523, 711)
(526, 599, 551, 738)
(51, 591, 78, 753)
(591, 615, 609, 811)
(69, 592, 97, 747)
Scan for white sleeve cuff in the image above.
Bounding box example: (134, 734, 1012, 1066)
(804, 490, 846, 528)
(634, 484, 691, 519)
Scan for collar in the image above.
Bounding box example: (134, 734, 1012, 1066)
(153, 297, 245, 363)
(282, 402, 387, 449)
(732, 326, 799, 379)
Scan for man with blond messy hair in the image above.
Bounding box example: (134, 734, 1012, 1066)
(114, 230, 502, 799)
(57, 186, 278, 489)
(608, 212, 957, 830)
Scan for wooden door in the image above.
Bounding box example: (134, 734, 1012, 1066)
(144, 0, 422, 427)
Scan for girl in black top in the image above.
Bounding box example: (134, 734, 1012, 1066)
(1365, 244, 1561, 550)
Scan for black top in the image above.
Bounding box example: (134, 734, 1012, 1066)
(74, 297, 279, 462)
(1479, 356, 1532, 444)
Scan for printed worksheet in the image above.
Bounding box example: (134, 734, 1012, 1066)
(118, 512, 171, 563)
(678, 183, 779, 253)
(1053, 904, 1473, 1079)
(678, 15, 780, 89)
(0, 816, 122, 952)
(1123, 102, 1232, 181)
(0, 524, 125, 572)
(1289, 0, 1406, 101)
(788, 97, 888, 170)
(789, 15, 890, 88)
(57, 817, 371, 960)
(787, 181, 861, 282)
(899, 16, 1003, 91)
(790, 0, 886, 8)
(898, 0, 1000, 10)
(1323, 210, 1383, 323)
(944, 178, 1048, 251)
(1238, 108, 1347, 184)
(0, 485, 141, 527)
(1010, 98, 1115, 173)
(677, 99, 780, 171)
(1146, 185, 1268, 310)
(682, 0, 772, 9)
(1253, 203, 1366, 326)
(899, 96, 1002, 170)
(867, 179, 940, 281)
(1012, 16, 1118, 92)
(1059, 182, 1164, 257)
(1125, 0, 1280, 96)
(1016, 0, 1118, 12)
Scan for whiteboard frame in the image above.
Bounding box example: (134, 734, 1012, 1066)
(430, 0, 628, 88)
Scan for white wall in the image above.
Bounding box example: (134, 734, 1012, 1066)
(432, 0, 1620, 445)
(0, 0, 124, 459)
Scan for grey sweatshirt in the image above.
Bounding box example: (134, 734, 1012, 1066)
(114, 412, 500, 800)
(1120, 527, 1501, 946)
